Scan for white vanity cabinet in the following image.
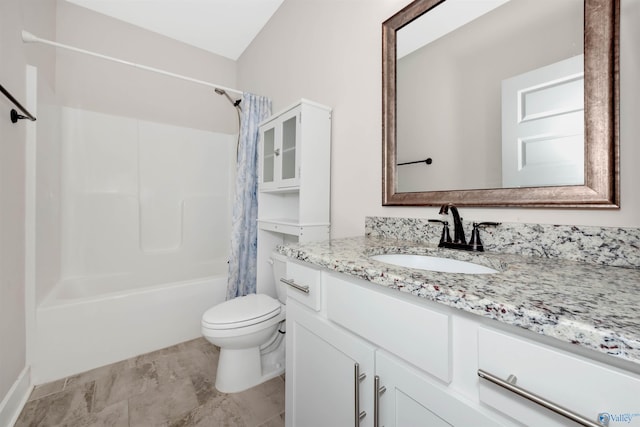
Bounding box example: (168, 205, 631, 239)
(284, 259, 640, 427)
(285, 262, 504, 427)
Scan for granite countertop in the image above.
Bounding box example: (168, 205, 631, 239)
(278, 236, 640, 366)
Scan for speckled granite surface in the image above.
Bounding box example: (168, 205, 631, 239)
(278, 235, 640, 366)
(366, 217, 640, 269)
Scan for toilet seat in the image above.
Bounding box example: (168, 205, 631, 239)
(202, 293, 281, 330)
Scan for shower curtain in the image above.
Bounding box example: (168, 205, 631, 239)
(227, 93, 272, 300)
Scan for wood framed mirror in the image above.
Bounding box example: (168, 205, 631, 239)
(382, 0, 619, 207)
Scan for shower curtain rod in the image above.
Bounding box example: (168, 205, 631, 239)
(21, 30, 244, 97)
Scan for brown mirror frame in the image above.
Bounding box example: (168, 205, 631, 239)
(382, 0, 619, 208)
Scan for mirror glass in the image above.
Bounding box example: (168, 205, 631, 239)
(383, 0, 619, 207)
(397, 0, 583, 192)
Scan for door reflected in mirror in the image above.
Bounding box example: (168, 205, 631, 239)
(396, 0, 584, 193)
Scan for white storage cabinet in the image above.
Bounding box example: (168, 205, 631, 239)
(255, 100, 331, 298)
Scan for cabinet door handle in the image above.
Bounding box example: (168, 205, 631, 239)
(354, 363, 366, 425)
(280, 278, 309, 294)
(374, 375, 386, 427)
(274, 148, 281, 156)
(477, 369, 607, 427)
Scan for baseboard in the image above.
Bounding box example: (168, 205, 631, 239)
(0, 366, 32, 427)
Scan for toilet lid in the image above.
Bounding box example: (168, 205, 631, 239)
(202, 294, 281, 330)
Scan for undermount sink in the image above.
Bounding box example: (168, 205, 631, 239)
(370, 254, 498, 275)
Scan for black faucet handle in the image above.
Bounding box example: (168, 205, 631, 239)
(474, 222, 501, 228)
(469, 222, 500, 251)
(428, 219, 451, 246)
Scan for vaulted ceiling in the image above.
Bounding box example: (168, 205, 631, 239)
(65, 0, 284, 60)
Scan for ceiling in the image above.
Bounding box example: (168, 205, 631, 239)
(65, 0, 284, 61)
(397, 0, 509, 58)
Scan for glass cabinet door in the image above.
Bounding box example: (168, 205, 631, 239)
(281, 115, 297, 181)
(259, 107, 302, 191)
(262, 127, 275, 184)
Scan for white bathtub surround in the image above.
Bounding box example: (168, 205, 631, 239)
(34, 265, 227, 383)
(366, 216, 640, 268)
(278, 236, 640, 366)
(59, 107, 233, 287)
(33, 107, 235, 383)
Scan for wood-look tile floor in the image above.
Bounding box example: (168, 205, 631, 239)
(15, 338, 285, 427)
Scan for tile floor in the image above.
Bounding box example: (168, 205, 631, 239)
(15, 338, 285, 427)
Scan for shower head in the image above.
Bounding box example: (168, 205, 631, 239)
(215, 88, 242, 111)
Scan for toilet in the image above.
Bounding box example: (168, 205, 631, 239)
(201, 252, 288, 393)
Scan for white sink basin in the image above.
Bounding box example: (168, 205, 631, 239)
(370, 254, 498, 274)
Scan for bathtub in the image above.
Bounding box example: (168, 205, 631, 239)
(34, 261, 227, 383)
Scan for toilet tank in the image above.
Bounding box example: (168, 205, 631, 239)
(270, 252, 288, 304)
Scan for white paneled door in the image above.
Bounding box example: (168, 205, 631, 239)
(501, 55, 584, 188)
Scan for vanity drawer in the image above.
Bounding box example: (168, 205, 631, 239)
(325, 273, 451, 383)
(478, 328, 640, 426)
(284, 261, 321, 311)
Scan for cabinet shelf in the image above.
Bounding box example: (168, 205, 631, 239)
(259, 186, 299, 194)
(258, 218, 330, 237)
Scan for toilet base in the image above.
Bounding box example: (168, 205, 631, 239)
(214, 334, 285, 393)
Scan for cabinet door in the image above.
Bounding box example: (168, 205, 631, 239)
(286, 300, 375, 427)
(376, 351, 501, 427)
(260, 124, 277, 189)
(278, 109, 300, 188)
(259, 108, 301, 191)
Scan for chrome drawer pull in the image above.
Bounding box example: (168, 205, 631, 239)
(280, 278, 309, 294)
(354, 363, 366, 425)
(478, 369, 606, 427)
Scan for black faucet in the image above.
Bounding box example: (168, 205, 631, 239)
(429, 204, 500, 252)
(439, 204, 466, 244)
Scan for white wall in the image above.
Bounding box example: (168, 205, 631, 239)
(55, 0, 239, 135)
(0, 0, 28, 410)
(238, 0, 640, 238)
(0, 0, 56, 420)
